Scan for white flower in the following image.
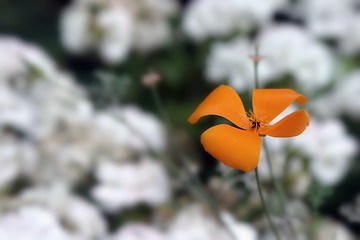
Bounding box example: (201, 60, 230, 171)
(92, 157, 171, 212)
(259, 25, 334, 94)
(94, 105, 165, 153)
(96, 7, 133, 64)
(167, 205, 257, 240)
(0, 206, 72, 240)
(139, 0, 178, 17)
(298, 0, 360, 56)
(290, 118, 357, 186)
(299, 0, 354, 38)
(257, 107, 312, 196)
(30, 73, 94, 136)
(19, 185, 107, 240)
(110, 224, 166, 240)
(20, 42, 58, 78)
(258, 137, 288, 181)
(0, 38, 27, 79)
(30, 125, 96, 185)
(0, 37, 57, 80)
(0, 132, 38, 190)
(60, 0, 178, 64)
(206, 38, 253, 91)
(0, 38, 99, 185)
(310, 93, 340, 118)
(206, 37, 274, 91)
(258, 106, 304, 181)
(206, 25, 334, 93)
(290, 171, 311, 197)
(0, 84, 37, 133)
(338, 14, 360, 55)
(313, 71, 360, 119)
(221, 213, 258, 240)
(183, 0, 242, 41)
(113, 106, 165, 152)
(60, 3, 92, 54)
(132, 0, 177, 52)
(316, 219, 354, 240)
(340, 195, 360, 223)
(183, 0, 287, 41)
(0, 140, 21, 189)
(133, 18, 171, 53)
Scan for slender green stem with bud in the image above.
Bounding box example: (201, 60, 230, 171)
(253, 44, 261, 89)
(251, 45, 282, 240)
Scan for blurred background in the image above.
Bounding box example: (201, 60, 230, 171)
(0, 0, 359, 239)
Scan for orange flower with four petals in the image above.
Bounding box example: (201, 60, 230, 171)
(188, 85, 310, 172)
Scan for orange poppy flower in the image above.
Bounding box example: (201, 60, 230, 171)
(188, 85, 310, 172)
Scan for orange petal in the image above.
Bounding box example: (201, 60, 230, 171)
(188, 85, 249, 129)
(252, 89, 307, 124)
(260, 110, 310, 137)
(201, 124, 262, 172)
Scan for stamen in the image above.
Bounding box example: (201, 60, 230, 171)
(247, 109, 267, 134)
(251, 121, 261, 129)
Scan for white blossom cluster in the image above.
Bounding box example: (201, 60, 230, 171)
(0, 37, 168, 187)
(290, 118, 357, 186)
(258, 25, 335, 94)
(183, 0, 288, 41)
(299, 0, 356, 39)
(0, 35, 259, 240)
(98, 205, 258, 240)
(312, 71, 360, 120)
(205, 38, 261, 92)
(167, 205, 257, 240)
(340, 195, 360, 224)
(60, 0, 178, 64)
(0, 207, 73, 240)
(1, 0, 360, 238)
(299, 0, 360, 56)
(0, 37, 173, 239)
(0, 203, 258, 240)
(205, 25, 335, 93)
(92, 157, 171, 212)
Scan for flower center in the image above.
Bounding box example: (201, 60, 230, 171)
(246, 110, 266, 135)
(251, 120, 261, 130)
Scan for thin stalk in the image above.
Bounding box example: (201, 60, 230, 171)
(309, 211, 320, 240)
(255, 168, 282, 240)
(252, 45, 282, 240)
(151, 85, 170, 125)
(253, 44, 260, 89)
(263, 140, 298, 239)
(263, 140, 286, 206)
(151, 85, 237, 240)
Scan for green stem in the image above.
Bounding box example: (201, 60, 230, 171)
(263, 140, 298, 239)
(252, 45, 282, 240)
(255, 168, 282, 240)
(309, 211, 320, 240)
(263, 140, 285, 206)
(151, 86, 170, 124)
(254, 44, 260, 89)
